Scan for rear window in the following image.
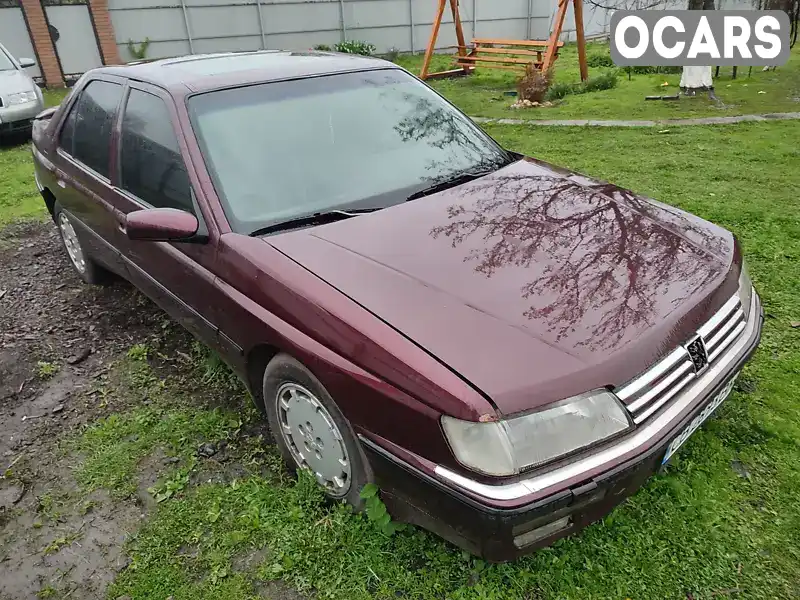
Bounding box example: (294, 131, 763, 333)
(60, 80, 123, 178)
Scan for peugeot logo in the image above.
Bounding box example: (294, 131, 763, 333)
(685, 336, 709, 373)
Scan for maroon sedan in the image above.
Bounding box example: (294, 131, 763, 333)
(30, 51, 762, 561)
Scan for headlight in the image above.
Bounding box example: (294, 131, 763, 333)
(7, 90, 38, 105)
(738, 262, 753, 320)
(441, 390, 631, 476)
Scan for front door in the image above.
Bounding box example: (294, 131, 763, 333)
(106, 82, 227, 352)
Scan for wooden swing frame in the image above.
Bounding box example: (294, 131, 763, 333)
(419, 0, 588, 82)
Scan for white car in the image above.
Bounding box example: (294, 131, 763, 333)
(0, 41, 44, 137)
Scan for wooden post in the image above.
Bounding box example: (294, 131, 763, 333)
(542, 0, 568, 73)
(573, 0, 588, 81)
(420, 0, 447, 79)
(449, 0, 468, 66)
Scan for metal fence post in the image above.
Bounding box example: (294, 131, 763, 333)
(527, 0, 533, 39)
(255, 0, 266, 49)
(179, 0, 193, 54)
(338, 0, 346, 42)
(408, 0, 414, 53)
(472, 0, 476, 38)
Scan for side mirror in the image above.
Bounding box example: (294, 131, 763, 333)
(19, 57, 36, 68)
(125, 208, 199, 242)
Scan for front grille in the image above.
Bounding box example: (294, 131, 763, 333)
(616, 294, 746, 424)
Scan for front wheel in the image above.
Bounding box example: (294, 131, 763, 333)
(263, 354, 371, 508)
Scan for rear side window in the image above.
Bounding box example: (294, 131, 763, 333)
(61, 80, 123, 178)
(119, 89, 193, 213)
(59, 101, 77, 155)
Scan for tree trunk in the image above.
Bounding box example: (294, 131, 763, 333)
(684, 0, 715, 93)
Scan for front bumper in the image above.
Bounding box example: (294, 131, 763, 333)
(364, 292, 763, 562)
(0, 100, 43, 134)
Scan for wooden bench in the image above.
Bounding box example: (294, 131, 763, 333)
(453, 38, 565, 74)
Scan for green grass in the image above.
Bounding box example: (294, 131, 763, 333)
(71, 359, 243, 497)
(0, 143, 49, 225)
(0, 88, 68, 225)
(2, 78, 799, 599)
(101, 123, 800, 599)
(395, 42, 800, 121)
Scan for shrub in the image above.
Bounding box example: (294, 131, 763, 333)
(384, 46, 400, 63)
(586, 53, 614, 68)
(545, 81, 574, 100)
(544, 71, 619, 101)
(582, 70, 619, 93)
(313, 44, 332, 52)
(127, 38, 150, 61)
(516, 65, 553, 102)
(623, 65, 682, 75)
(333, 40, 376, 56)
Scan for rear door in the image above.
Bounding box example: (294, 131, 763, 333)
(107, 81, 227, 351)
(53, 77, 126, 274)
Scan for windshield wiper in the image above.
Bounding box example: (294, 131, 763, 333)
(406, 167, 501, 202)
(249, 208, 380, 237)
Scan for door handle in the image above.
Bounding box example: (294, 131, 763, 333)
(57, 179, 66, 189)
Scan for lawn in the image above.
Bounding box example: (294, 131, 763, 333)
(394, 43, 800, 121)
(1, 88, 798, 599)
(0, 88, 68, 225)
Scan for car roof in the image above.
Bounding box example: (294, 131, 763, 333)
(95, 50, 395, 95)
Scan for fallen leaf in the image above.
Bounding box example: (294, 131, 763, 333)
(661, 81, 670, 86)
(0, 290, 6, 300)
(758, 90, 766, 94)
(791, 321, 800, 328)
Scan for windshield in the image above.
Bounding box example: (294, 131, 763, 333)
(188, 68, 511, 233)
(0, 48, 16, 71)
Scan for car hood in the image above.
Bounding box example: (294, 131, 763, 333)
(0, 69, 36, 96)
(267, 159, 737, 415)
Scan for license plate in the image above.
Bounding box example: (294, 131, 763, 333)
(662, 375, 738, 464)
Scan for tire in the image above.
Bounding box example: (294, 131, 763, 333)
(54, 203, 111, 285)
(263, 354, 371, 508)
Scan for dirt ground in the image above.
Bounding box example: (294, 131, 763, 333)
(0, 220, 168, 599)
(0, 219, 305, 600)
(0, 219, 216, 599)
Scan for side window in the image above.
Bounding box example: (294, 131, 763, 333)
(64, 80, 123, 178)
(120, 89, 193, 214)
(59, 100, 77, 156)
